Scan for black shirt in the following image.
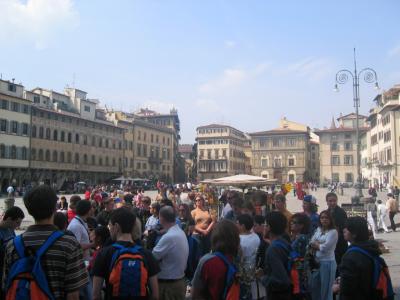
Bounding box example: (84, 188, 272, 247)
(92, 241, 160, 300)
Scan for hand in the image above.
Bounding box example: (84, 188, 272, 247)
(255, 268, 264, 278)
(311, 241, 320, 250)
(332, 283, 340, 293)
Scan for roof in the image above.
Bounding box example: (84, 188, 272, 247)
(249, 128, 308, 136)
(179, 144, 193, 153)
(196, 123, 245, 134)
(337, 112, 368, 120)
(314, 126, 369, 134)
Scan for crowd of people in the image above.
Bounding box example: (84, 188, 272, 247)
(0, 183, 396, 300)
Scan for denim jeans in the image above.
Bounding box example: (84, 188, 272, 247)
(309, 260, 336, 300)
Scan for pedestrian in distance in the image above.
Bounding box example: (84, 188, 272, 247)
(376, 200, 389, 233)
(386, 193, 398, 232)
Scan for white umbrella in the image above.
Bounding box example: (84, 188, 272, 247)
(201, 174, 277, 187)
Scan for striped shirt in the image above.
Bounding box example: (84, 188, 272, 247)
(2, 224, 89, 299)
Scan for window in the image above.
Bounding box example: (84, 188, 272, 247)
(46, 128, 50, 139)
(112, 158, 116, 166)
(261, 157, 268, 168)
(8, 84, 16, 92)
(344, 155, 353, 165)
(156, 135, 159, 143)
(75, 153, 79, 164)
(0, 119, 7, 132)
(143, 145, 147, 157)
(75, 133, 79, 144)
(387, 148, 392, 161)
(92, 155, 96, 165)
(60, 152, 65, 163)
(83, 135, 87, 145)
(1, 99, 9, 110)
(22, 123, 28, 135)
(45, 150, 50, 161)
(344, 133, 351, 139)
(331, 135, 338, 140)
(67, 152, 72, 163)
(143, 163, 147, 169)
(53, 130, 58, 141)
(11, 121, 18, 134)
(84, 154, 88, 165)
(384, 130, 391, 142)
(151, 134, 153, 143)
(0, 144, 5, 158)
(371, 134, 377, 145)
(287, 138, 296, 146)
(10, 146, 17, 159)
(53, 151, 58, 162)
(207, 150, 211, 159)
(38, 149, 44, 161)
(68, 132, 72, 143)
(99, 157, 103, 166)
(22, 105, 29, 114)
(105, 139, 109, 148)
(60, 131, 65, 142)
(137, 162, 141, 169)
(331, 155, 340, 165)
(274, 157, 282, 168)
(332, 173, 339, 182)
(34, 96, 40, 103)
(288, 157, 295, 166)
(31, 148, 36, 160)
(32, 125, 36, 137)
(344, 142, 352, 151)
(137, 144, 142, 156)
(345, 173, 354, 183)
(11, 102, 19, 112)
(84, 105, 90, 112)
(272, 138, 280, 147)
(39, 127, 44, 139)
(331, 142, 339, 151)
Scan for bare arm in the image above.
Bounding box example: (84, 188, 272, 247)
(92, 276, 104, 300)
(148, 275, 159, 300)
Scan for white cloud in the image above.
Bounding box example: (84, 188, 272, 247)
(388, 44, 400, 57)
(199, 63, 271, 94)
(0, 0, 79, 49)
(224, 40, 236, 49)
(283, 57, 333, 81)
(140, 100, 176, 113)
(195, 99, 221, 113)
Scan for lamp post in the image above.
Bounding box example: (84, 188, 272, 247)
(334, 48, 379, 202)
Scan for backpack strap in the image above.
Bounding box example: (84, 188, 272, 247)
(110, 243, 143, 271)
(214, 252, 236, 300)
(13, 234, 25, 258)
(36, 231, 65, 258)
(346, 246, 381, 286)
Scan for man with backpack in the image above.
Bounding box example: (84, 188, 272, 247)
(92, 207, 160, 300)
(2, 185, 89, 300)
(261, 211, 292, 300)
(337, 216, 394, 300)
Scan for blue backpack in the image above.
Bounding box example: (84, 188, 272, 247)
(5, 230, 64, 300)
(108, 244, 149, 298)
(346, 246, 394, 300)
(213, 252, 240, 300)
(272, 240, 304, 295)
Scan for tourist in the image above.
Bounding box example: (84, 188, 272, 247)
(178, 203, 193, 234)
(92, 207, 160, 300)
(56, 196, 68, 213)
(290, 213, 311, 299)
(191, 195, 215, 255)
(152, 206, 189, 300)
(386, 193, 398, 232)
(309, 210, 338, 300)
(326, 192, 347, 265)
(302, 195, 319, 234)
(88, 225, 110, 274)
(96, 197, 114, 226)
(237, 214, 260, 300)
(253, 215, 268, 300)
(134, 196, 152, 232)
(376, 199, 389, 233)
(53, 211, 69, 231)
(192, 219, 240, 300)
(67, 194, 81, 223)
(67, 200, 95, 299)
(274, 193, 293, 232)
(224, 191, 244, 222)
(261, 211, 292, 300)
(337, 216, 394, 300)
(2, 185, 89, 299)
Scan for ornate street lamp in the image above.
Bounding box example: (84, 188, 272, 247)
(334, 48, 379, 202)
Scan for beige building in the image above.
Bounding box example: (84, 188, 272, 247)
(106, 111, 176, 183)
(178, 144, 194, 182)
(315, 113, 368, 185)
(250, 118, 313, 183)
(196, 124, 247, 180)
(0, 79, 32, 192)
(364, 84, 400, 187)
(27, 87, 124, 188)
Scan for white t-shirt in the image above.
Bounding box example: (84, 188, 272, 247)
(240, 232, 260, 267)
(311, 227, 338, 261)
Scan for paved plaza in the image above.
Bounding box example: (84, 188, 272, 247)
(1, 187, 399, 297)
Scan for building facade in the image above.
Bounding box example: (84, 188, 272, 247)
(250, 118, 314, 183)
(179, 144, 194, 182)
(315, 113, 368, 186)
(196, 124, 247, 180)
(364, 85, 400, 187)
(0, 79, 32, 192)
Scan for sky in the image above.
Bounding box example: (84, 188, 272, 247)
(0, 0, 399, 144)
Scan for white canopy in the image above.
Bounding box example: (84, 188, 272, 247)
(201, 174, 277, 187)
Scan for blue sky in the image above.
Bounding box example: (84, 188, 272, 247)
(0, 0, 399, 143)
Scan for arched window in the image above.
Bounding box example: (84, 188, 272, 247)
(67, 152, 72, 163)
(53, 130, 58, 141)
(68, 132, 72, 143)
(105, 139, 109, 148)
(45, 128, 51, 139)
(10, 145, 17, 159)
(83, 154, 88, 164)
(287, 155, 296, 167)
(32, 125, 37, 138)
(83, 135, 87, 145)
(261, 155, 269, 168)
(75, 133, 79, 144)
(60, 152, 65, 163)
(38, 149, 44, 161)
(53, 150, 58, 162)
(21, 147, 27, 160)
(45, 150, 50, 161)
(0, 144, 5, 158)
(61, 131, 65, 142)
(31, 148, 36, 160)
(92, 136, 96, 146)
(39, 127, 44, 139)
(105, 156, 109, 166)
